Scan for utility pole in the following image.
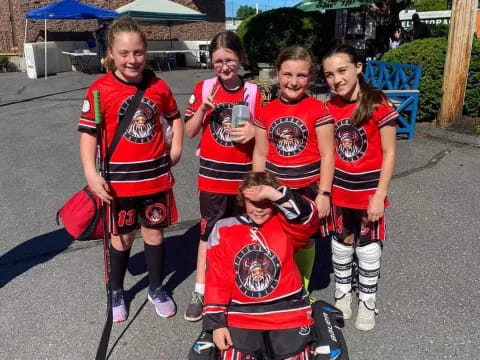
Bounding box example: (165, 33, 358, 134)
(437, 0, 478, 127)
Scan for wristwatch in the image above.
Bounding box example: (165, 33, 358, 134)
(318, 190, 331, 197)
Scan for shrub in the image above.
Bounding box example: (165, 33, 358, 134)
(429, 24, 449, 38)
(237, 7, 335, 72)
(382, 37, 480, 121)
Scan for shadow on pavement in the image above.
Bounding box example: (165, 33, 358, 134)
(125, 224, 200, 301)
(0, 228, 74, 288)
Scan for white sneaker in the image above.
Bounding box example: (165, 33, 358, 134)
(334, 291, 352, 320)
(355, 298, 377, 331)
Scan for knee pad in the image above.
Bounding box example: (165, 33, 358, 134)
(356, 242, 381, 299)
(331, 238, 354, 259)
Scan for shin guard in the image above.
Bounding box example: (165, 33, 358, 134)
(356, 242, 381, 303)
(331, 239, 354, 296)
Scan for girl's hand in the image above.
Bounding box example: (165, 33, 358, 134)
(213, 328, 233, 351)
(199, 86, 219, 113)
(367, 194, 385, 222)
(86, 172, 112, 203)
(315, 193, 331, 218)
(230, 121, 255, 144)
(243, 185, 278, 203)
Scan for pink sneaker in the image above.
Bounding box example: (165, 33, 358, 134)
(148, 285, 176, 318)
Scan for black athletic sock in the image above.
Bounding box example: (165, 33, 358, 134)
(109, 246, 131, 291)
(144, 242, 165, 293)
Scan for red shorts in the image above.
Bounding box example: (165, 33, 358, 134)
(110, 190, 178, 235)
(332, 205, 386, 245)
(199, 191, 240, 241)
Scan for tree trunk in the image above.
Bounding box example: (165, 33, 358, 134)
(438, 0, 478, 127)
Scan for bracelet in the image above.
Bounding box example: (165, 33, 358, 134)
(318, 190, 331, 197)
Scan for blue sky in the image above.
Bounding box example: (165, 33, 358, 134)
(226, 0, 298, 17)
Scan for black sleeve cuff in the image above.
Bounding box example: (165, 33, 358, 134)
(202, 313, 227, 331)
(273, 186, 314, 224)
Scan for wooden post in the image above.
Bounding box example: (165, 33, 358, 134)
(438, 0, 478, 127)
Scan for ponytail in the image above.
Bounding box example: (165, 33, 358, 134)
(351, 74, 386, 127)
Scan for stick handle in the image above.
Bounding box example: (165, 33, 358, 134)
(93, 90, 102, 125)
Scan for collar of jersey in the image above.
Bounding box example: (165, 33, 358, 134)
(279, 94, 308, 105)
(218, 75, 245, 93)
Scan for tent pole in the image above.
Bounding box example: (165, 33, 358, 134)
(24, 19, 28, 72)
(44, 19, 47, 80)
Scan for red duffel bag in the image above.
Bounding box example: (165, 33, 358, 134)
(56, 186, 104, 241)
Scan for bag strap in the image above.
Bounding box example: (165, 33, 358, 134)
(104, 70, 154, 164)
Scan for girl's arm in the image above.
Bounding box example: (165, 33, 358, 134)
(315, 124, 335, 218)
(185, 88, 216, 139)
(368, 125, 396, 221)
(252, 127, 268, 171)
(169, 116, 184, 166)
(79, 132, 112, 203)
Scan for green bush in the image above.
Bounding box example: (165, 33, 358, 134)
(429, 24, 449, 38)
(382, 37, 480, 121)
(237, 8, 334, 72)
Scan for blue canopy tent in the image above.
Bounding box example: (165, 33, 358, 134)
(25, 0, 117, 78)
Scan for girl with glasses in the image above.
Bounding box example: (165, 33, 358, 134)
(183, 31, 262, 322)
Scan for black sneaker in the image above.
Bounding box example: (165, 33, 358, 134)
(184, 291, 204, 322)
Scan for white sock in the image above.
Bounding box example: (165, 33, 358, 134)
(194, 283, 205, 295)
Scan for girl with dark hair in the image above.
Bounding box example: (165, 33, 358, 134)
(253, 45, 335, 297)
(322, 45, 397, 331)
(183, 31, 262, 322)
(78, 16, 184, 322)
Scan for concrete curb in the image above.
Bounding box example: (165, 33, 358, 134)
(416, 123, 480, 147)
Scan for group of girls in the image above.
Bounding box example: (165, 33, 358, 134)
(78, 15, 397, 358)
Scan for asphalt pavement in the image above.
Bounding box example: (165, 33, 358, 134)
(0, 69, 479, 360)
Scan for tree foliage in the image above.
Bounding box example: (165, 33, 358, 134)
(413, 0, 448, 11)
(237, 5, 257, 20)
(237, 7, 335, 71)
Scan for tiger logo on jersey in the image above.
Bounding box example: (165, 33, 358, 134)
(269, 117, 308, 156)
(335, 119, 367, 162)
(145, 203, 167, 225)
(235, 244, 280, 298)
(120, 97, 157, 143)
(210, 103, 234, 146)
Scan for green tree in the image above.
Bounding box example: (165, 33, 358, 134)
(237, 5, 257, 20)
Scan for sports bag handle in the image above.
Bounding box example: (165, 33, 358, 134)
(103, 70, 154, 170)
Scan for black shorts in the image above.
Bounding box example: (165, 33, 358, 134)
(199, 191, 240, 241)
(332, 205, 386, 246)
(111, 190, 178, 235)
(223, 326, 314, 360)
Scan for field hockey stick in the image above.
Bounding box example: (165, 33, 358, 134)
(93, 89, 113, 360)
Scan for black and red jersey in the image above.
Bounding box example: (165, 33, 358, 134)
(327, 95, 398, 209)
(203, 188, 319, 331)
(184, 77, 262, 194)
(78, 71, 180, 197)
(254, 96, 333, 189)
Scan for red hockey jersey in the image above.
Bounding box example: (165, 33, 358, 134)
(254, 96, 333, 189)
(203, 189, 319, 331)
(327, 95, 398, 209)
(184, 77, 262, 194)
(78, 71, 180, 197)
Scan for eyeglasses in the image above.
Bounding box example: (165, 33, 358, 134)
(212, 59, 239, 68)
